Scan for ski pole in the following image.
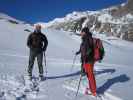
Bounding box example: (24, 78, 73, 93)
(44, 53, 47, 75)
(44, 52, 49, 97)
(75, 74, 82, 97)
(44, 53, 46, 66)
(70, 55, 77, 72)
(68, 55, 77, 84)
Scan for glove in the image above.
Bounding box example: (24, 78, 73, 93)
(75, 51, 80, 55)
(42, 47, 46, 52)
(81, 67, 86, 76)
(98, 60, 102, 63)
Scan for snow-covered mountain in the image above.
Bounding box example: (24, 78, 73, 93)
(0, 12, 133, 100)
(0, 13, 25, 24)
(40, 0, 133, 41)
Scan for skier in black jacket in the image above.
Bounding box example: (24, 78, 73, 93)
(27, 24, 48, 80)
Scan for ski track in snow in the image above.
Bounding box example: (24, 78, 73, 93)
(0, 51, 131, 68)
(0, 60, 125, 100)
(0, 49, 130, 100)
(0, 74, 48, 100)
(63, 75, 123, 100)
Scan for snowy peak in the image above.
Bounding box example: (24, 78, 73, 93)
(0, 12, 24, 24)
(39, 0, 133, 41)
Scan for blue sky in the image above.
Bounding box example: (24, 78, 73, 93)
(0, 0, 127, 23)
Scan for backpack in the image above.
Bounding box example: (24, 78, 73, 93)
(31, 33, 43, 48)
(93, 38, 105, 61)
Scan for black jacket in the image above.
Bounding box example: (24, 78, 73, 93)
(27, 31, 48, 52)
(78, 34, 94, 64)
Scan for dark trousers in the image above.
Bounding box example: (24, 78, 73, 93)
(28, 50, 43, 77)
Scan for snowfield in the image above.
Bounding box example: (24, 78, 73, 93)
(0, 14, 133, 100)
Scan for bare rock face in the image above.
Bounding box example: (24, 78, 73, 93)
(125, 0, 133, 14)
(110, 0, 133, 17)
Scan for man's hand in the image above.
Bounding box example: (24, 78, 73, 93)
(75, 51, 80, 55)
(98, 60, 102, 63)
(42, 48, 46, 52)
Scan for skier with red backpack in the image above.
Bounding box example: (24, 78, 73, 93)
(76, 27, 105, 96)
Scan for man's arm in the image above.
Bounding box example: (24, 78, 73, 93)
(42, 34, 48, 51)
(27, 33, 32, 48)
(76, 46, 81, 55)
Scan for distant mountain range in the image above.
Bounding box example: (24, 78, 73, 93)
(39, 0, 133, 41)
(0, 13, 25, 24)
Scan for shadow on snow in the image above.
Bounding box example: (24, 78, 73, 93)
(45, 68, 116, 80)
(97, 74, 130, 94)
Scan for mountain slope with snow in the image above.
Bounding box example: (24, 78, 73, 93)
(0, 13, 133, 100)
(0, 13, 25, 24)
(40, 0, 133, 42)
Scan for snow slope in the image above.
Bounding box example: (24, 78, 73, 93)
(0, 14, 133, 100)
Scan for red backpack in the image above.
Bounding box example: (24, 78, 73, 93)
(93, 38, 105, 61)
